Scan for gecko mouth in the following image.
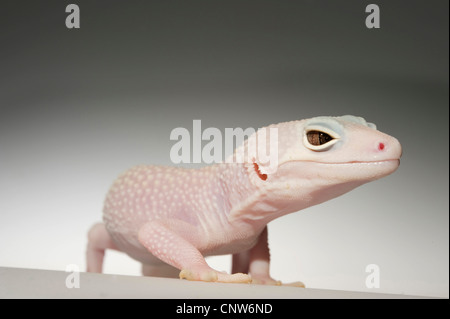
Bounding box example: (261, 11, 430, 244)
(279, 159, 400, 169)
(287, 159, 400, 168)
(323, 159, 400, 165)
(313, 159, 401, 180)
(313, 159, 401, 171)
(275, 159, 400, 183)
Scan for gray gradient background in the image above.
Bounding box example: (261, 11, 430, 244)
(0, 1, 448, 297)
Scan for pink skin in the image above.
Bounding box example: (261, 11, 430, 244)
(87, 115, 402, 286)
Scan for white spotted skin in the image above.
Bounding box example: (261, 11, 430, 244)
(102, 163, 260, 265)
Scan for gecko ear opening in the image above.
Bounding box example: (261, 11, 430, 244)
(253, 162, 268, 181)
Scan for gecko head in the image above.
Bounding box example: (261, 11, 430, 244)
(230, 115, 402, 222)
(246, 115, 402, 206)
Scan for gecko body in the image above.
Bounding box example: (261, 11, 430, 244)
(87, 115, 402, 285)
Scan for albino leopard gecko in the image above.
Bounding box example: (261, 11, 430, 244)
(87, 115, 402, 286)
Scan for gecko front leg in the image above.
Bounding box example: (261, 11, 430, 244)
(233, 227, 305, 287)
(137, 220, 251, 283)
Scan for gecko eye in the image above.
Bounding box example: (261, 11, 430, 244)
(304, 128, 340, 151)
(306, 131, 333, 146)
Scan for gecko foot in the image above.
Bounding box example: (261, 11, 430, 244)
(251, 276, 282, 286)
(179, 268, 218, 282)
(251, 274, 305, 287)
(217, 272, 252, 284)
(282, 281, 306, 288)
(179, 268, 251, 284)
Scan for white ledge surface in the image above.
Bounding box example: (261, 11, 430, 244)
(0, 267, 432, 299)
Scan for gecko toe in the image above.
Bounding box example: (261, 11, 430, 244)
(179, 269, 218, 282)
(251, 277, 282, 286)
(283, 281, 306, 288)
(217, 272, 252, 284)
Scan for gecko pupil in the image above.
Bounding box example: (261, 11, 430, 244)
(307, 131, 333, 146)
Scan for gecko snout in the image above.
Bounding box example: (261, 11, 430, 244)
(375, 136, 402, 161)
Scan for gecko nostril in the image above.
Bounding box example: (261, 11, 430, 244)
(378, 142, 385, 151)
